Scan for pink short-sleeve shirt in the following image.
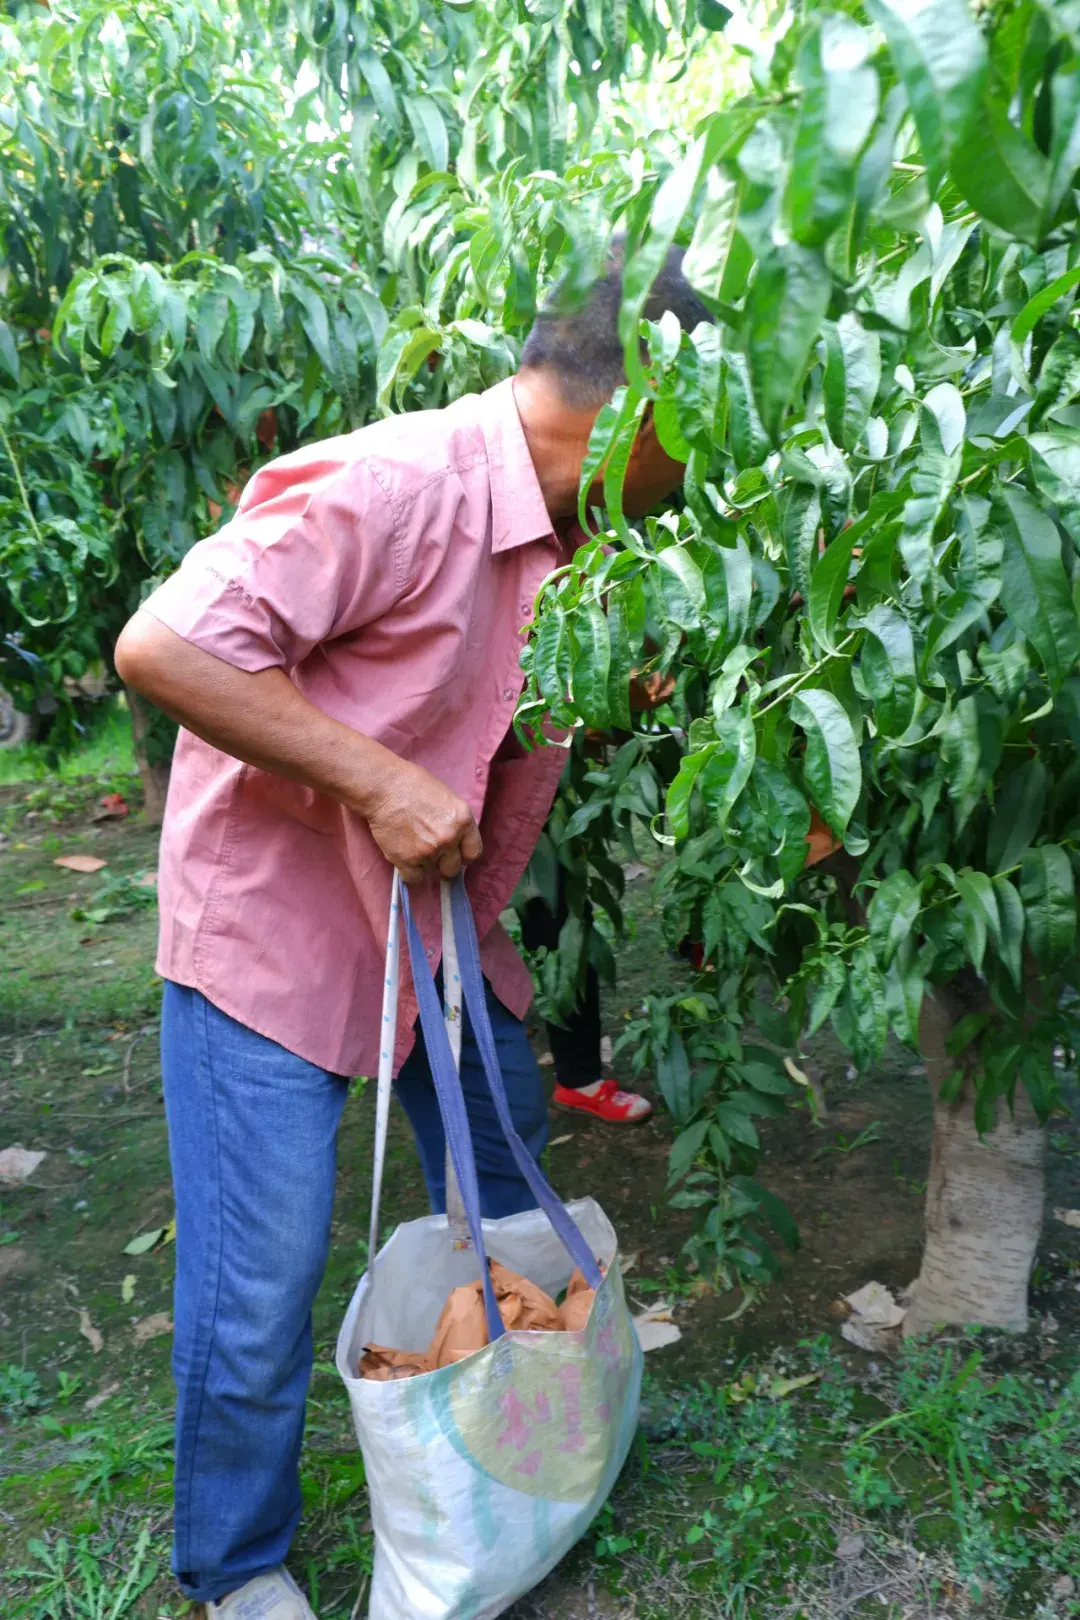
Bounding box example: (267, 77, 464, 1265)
(143, 378, 569, 1076)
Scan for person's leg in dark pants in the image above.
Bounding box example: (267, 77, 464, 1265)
(519, 878, 652, 1123)
(395, 975, 549, 1217)
(162, 983, 348, 1604)
(519, 892, 603, 1089)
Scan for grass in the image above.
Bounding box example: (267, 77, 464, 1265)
(0, 702, 136, 789)
(3, 1339, 1079, 1618)
(2, 738, 1079, 1619)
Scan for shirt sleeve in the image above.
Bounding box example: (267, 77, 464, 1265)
(140, 444, 402, 672)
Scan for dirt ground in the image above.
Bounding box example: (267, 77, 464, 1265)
(2, 782, 1079, 1619)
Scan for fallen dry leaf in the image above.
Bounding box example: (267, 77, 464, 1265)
(121, 1273, 136, 1304)
(54, 854, 107, 874)
(78, 1308, 104, 1353)
(841, 1280, 907, 1354)
(133, 1311, 173, 1345)
(621, 863, 649, 882)
(835, 1533, 865, 1561)
(124, 1227, 164, 1256)
(635, 1317, 682, 1352)
(1054, 1207, 1080, 1230)
(600, 1036, 613, 1065)
(549, 1134, 574, 1147)
(537, 1051, 555, 1067)
(767, 1371, 821, 1400)
(0, 1145, 45, 1185)
(633, 1301, 682, 1353)
(84, 1381, 121, 1413)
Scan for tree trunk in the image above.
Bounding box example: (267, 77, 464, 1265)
(904, 985, 1046, 1336)
(126, 687, 172, 827)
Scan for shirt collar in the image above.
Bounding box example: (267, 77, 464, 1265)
(479, 377, 556, 554)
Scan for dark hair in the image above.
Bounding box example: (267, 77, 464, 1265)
(519, 240, 713, 409)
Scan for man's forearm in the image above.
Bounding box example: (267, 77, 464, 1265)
(113, 609, 482, 881)
(115, 611, 395, 815)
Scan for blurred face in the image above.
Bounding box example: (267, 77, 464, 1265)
(584, 408, 688, 520)
(621, 415, 688, 517)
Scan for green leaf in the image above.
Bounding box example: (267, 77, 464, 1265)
(994, 483, 1080, 688)
(656, 546, 706, 624)
(0, 319, 20, 382)
(823, 315, 881, 450)
(1019, 844, 1076, 970)
(952, 867, 1001, 976)
(577, 388, 644, 538)
(922, 577, 1001, 672)
(866, 0, 987, 195)
(701, 709, 756, 829)
(667, 746, 714, 841)
(603, 394, 649, 543)
(987, 759, 1048, 874)
(731, 1176, 800, 1251)
(714, 1103, 760, 1149)
(656, 1030, 695, 1124)
(807, 523, 859, 655)
(607, 592, 634, 732)
(571, 601, 611, 730)
(1031, 330, 1080, 428)
(725, 351, 770, 469)
(786, 17, 879, 247)
(683, 169, 742, 301)
(697, 0, 732, 28)
(1029, 430, 1080, 544)
(402, 94, 449, 173)
(712, 646, 758, 721)
(948, 88, 1049, 245)
(858, 604, 916, 737)
(884, 952, 924, 1047)
(700, 536, 752, 648)
(123, 1227, 164, 1257)
(869, 870, 922, 967)
(849, 942, 889, 1068)
(746, 760, 811, 887)
(808, 954, 846, 1036)
(781, 484, 821, 604)
(792, 688, 861, 836)
(620, 136, 709, 397)
(746, 244, 832, 445)
(1010, 265, 1080, 346)
(357, 49, 399, 130)
(533, 604, 568, 711)
(994, 875, 1025, 990)
(668, 1118, 710, 1184)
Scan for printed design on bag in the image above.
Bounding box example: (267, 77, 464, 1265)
(433, 1262, 637, 1502)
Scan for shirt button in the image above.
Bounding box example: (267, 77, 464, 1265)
(475, 765, 483, 776)
(521, 606, 532, 620)
(426, 946, 435, 958)
(503, 688, 514, 701)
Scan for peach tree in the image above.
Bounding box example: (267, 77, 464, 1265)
(518, 0, 1080, 1328)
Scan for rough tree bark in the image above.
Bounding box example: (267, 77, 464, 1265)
(126, 686, 171, 827)
(904, 982, 1047, 1336)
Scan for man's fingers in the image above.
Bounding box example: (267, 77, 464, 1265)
(398, 861, 427, 886)
(460, 823, 483, 865)
(437, 845, 464, 880)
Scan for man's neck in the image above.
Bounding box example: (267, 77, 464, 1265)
(511, 372, 596, 524)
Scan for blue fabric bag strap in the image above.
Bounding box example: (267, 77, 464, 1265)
(448, 874, 604, 1290)
(399, 882, 504, 1341)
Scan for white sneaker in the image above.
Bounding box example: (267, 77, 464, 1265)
(206, 1567, 317, 1620)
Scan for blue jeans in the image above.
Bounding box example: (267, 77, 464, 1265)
(161, 979, 548, 1602)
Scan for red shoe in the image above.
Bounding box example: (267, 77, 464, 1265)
(553, 1079, 653, 1123)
